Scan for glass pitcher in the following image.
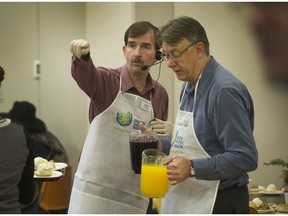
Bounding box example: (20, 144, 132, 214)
(140, 149, 168, 198)
(129, 130, 158, 174)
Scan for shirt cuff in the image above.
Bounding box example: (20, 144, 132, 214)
(160, 137, 171, 155)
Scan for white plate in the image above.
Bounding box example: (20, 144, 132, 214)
(34, 170, 63, 181)
(250, 188, 263, 192)
(54, 162, 68, 170)
(258, 190, 284, 195)
(275, 204, 288, 213)
(257, 208, 275, 214)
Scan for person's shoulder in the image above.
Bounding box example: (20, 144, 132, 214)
(208, 59, 243, 90)
(0, 112, 9, 118)
(153, 82, 169, 100)
(34, 130, 58, 140)
(153, 80, 167, 91)
(1, 120, 32, 147)
(8, 120, 25, 131)
(96, 66, 122, 78)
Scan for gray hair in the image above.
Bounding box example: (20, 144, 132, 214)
(158, 16, 210, 55)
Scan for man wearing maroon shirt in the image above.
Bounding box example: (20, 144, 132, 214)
(68, 21, 169, 213)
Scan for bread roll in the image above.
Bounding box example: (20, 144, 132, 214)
(266, 184, 277, 192)
(34, 163, 53, 176)
(34, 157, 48, 169)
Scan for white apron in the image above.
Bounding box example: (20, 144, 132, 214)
(161, 80, 219, 214)
(68, 78, 153, 214)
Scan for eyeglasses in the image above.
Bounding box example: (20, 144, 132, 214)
(161, 43, 196, 62)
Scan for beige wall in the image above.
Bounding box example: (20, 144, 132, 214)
(0, 2, 88, 175)
(0, 3, 39, 105)
(0, 2, 287, 189)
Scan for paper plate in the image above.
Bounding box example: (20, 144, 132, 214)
(258, 190, 284, 195)
(34, 170, 63, 181)
(54, 162, 68, 171)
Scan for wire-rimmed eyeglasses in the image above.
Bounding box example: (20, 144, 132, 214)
(161, 43, 196, 62)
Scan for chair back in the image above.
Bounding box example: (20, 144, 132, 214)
(39, 165, 72, 212)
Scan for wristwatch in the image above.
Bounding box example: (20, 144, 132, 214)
(190, 160, 195, 177)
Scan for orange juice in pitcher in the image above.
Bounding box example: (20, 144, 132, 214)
(140, 149, 168, 198)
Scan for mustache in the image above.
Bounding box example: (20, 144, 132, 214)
(132, 56, 142, 63)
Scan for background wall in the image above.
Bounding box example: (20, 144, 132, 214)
(0, 2, 88, 176)
(0, 2, 287, 189)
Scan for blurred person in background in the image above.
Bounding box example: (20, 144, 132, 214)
(1, 101, 69, 164)
(0, 100, 69, 213)
(0, 101, 69, 214)
(0, 66, 35, 213)
(248, 2, 288, 86)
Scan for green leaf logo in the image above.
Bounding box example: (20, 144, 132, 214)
(116, 112, 132, 126)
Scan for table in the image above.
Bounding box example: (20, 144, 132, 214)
(250, 192, 285, 204)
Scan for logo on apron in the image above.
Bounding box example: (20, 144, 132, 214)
(177, 117, 189, 127)
(116, 111, 132, 126)
(170, 117, 189, 155)
(115, 111, 145, 131)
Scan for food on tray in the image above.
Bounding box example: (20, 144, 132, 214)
(251, 183, 258, 189)
(258, 203, 269, 210)
(250, 183, 265, 192)
(266, 183, 277, 192)
(34, 157, 48, 169)
(34, 163, 53, 176)
(34, 157, 55, 176)
(258, 185, 265, 190)
(249, 206, 258, 214)
(275, 204, 288, 213)
(250, 197, 273, 213)
(249, 201, 257, 209)
(252, 198, 263, 208)
(250, 183, 259, 192)
(47, 160, 56, 169)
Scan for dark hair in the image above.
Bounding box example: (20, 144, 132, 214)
(158, 16, 210, 55)
(0, 66, 5, 86)
(124, 21, 161, 50)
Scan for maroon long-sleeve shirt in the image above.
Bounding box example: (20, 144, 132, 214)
(71, 55, 169, 123)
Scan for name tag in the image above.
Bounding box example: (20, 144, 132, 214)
(140, 101, 152, 112)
